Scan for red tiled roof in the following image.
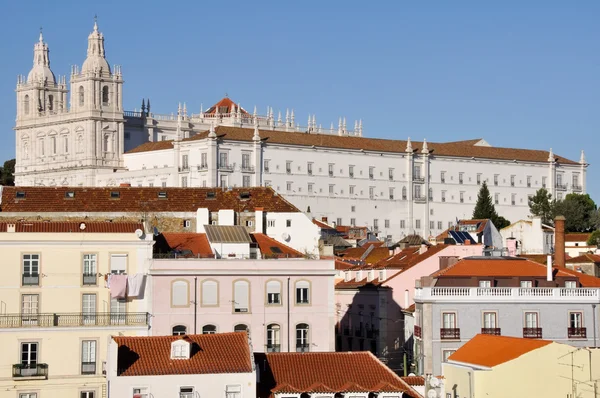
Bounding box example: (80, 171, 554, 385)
(378, 245, 449, 272)
(566, 233, 591, 243)
(436, 219, 488, 241)
(403, 304, 416, 313)
(0, 221, 143, 233)
(566, 254, 600, 264)
(338, 247, 391, 264)
(448, 334, 552, 367)
(401, 376, 425, 386)
(0, 187, 299, 214)
(251, 233, 304, 258)
(312, 219, 334, 229)
(432, 257, 574, 278)
(113, 332, 253, 376)
(555, 267, 600, 288)
(204, 97, 249, 115)
(334, 258, 355, 270)
(126, 140, 174, 154)
(177, 126, 578, 164)
(265, 352, 419, 397)
(160, 233, 213, 256)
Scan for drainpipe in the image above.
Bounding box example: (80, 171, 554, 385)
(594, 304, 597, 348)
(194, 277, 198, 334)
(468, 370, 473, 398)
(287, 277, 291, 352)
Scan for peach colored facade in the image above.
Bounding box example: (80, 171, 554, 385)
(150, 258, 336, 352)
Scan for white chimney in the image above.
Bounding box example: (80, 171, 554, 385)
(344, 271, 351, 282)
(419, 244, 428, 255)
(255, 208, 264, 234)
(7, 223, 16, 233)
(367, 270, 374, 282)
(196, 208, 209, 233)
(218, 209, 235, 226)
(404, 289, 409, 308)
(547, 254, 553, 282)
(355, 270, 363, 282)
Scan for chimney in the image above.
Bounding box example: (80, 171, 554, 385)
(554, 216, 566, 268)
(404, 289, 409, 308)
(7, 223, 15, 233)
(196, 208, 209, 233)
(419, 244, 428, 255)
(255, 208, 264, 234)
(546, 254, 553, 282)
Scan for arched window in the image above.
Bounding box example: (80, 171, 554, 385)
(266, 280, 281, 305)
(172, 325, 187, 336)
(78, 86, 85, 106)
(102, 86, 109, 105)
(402, 186, 407, 200)
(234, 324, 249, 334)
(201, 280, 218, 307)
(202, 324, 217, 334)
(51, 136, 57, 155)
(48, 95, 53, 111)
(171, 280, 189, 307)
(64, 136, 69, 153)
(103, 134, 110, 153)
(24, 95, 30, 115)
(296, 323, 309, 352)
(295, 280, 310, 304)
(39, 138, 45, 157)
(233, 280, 249, 313)
(266, 324, 280, 352)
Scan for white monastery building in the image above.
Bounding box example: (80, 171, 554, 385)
(14, 22, 588, 241)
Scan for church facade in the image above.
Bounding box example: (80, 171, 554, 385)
(14, 23, 588, 241)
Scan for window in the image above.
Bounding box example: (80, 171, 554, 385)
(349, 165, 354, 178)
(22, 254, 39, 286)
(296, 323, 310, 352)
(181, 176, 188, 188)
(494, 193, 499, 205)
(234, 324, 249, 333)
(226, 385, 242, 398)
(477, 174, 481, 185)
(402, 186, 407, 200)
(441, 191, 446, 202)
(525, 312, 538, 328)
(81, 340, 96, 374)
(64, 136, 69, 153)
(329, 184, 334, 195)
(82, 294, 96, 324)
(110, 254, 127, 274)
(307, 183, 313, 193)
(350, 218, 356, 226)
(557, 193, 563, 201)
(200, 152, 207, 168)
(180, 387, 194, 398)
(51, 136, 56, 155)
(171, 342, 189, 359)
(286, 182, 292, 192)
(83, 254, 97, 285)
(201, 280, 218, 306)
(429, 221, 434, 230)
(267, 220, 275, 228)
(569, 312, 583, 328)
(400, 220, 405, 229)
(520, 280, 533, 288)
(306, 162, 313, 175)
(183, 219, 191, 228)
(172, 325, 187, 335)
(389, 168, 394, 181)
(336, 217, 342, 226)
(24, 95, 30, 115)
(21, 342, 38, 367)
(171, 280, 189, 307)
(369, 186, 374, 199)
(389, 187, 394, 200)
(442, 349, 456, 362)
(21, 294, 39, 324)
(79, 86, 85, 106)
(233, 280, 250, 312)
(384, 219, 390, 228)
(415, 219, 421, 229)
(348, 185, 355, 196)
(527, 176, 531, 187)
(460, 192, 464, 203)
(266, 280, 281, 304)
(39, 138, 44, 157)
(441, 171, 446, 183)
(369, 166, 374, 179)
(437, 221, 442, 230)
(511, 193, 516, 206)
(80, 392, 94, 398)
(110, 298, 126, 325)
(542, 176, 547, 188)
(511, 175, 515, 187)
(483, 312, 497, 329)
(442, 312, 456, 329)
(479, 280, 491, 288)
(286, 219, 292, 227)
(296, 280, 310, 304)
(133, 388, 148, 398)
(459, 172, 464, 184)
(181, 154, 189, 170)
(286, 161, 292, 174)
(219, 152, 229, 168)
(414, 165, 422, 179)
(47, 94, 54, 111)
(264, 159, 270, 172)
(565, 281, 577, 288)
(328, 164, 334, 176)
(266, 324, 281, 352)
(373, 219, 379, 230)
(494, 174, 499, 186)
(242, 153, 250, 170)
(102, 86, 109, 105)
(202, 324, 217, 334)
(351, 205, 356, 212)
(220, 174, 227, 188)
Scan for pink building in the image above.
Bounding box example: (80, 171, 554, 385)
(150, 229, 336, 353)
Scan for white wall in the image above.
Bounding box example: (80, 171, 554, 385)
(266, 212, 320, 257)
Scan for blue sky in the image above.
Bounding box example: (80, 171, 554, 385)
(1, 1, 598, 199)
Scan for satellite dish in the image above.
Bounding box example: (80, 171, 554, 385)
(79, 222, 86, 230)
(408, 373, 416, 377)
(429, 377, 440, 388)
(135, 229, 144, 239)
(281, 232, 290, 242)
(427, 389, 437, 398)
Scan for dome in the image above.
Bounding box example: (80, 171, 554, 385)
(81, 56, 111, 75)
(80, 21, 111, 75)
(27, 32, 56, 84)
(27, 65, 56, 84)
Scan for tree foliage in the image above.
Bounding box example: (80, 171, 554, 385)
(472, 181, 510, 229)
(0, 159, 15, 186)
(587, 230, 600, 246)
(528, 188, 553, 224)
(554, 193, 597, 232)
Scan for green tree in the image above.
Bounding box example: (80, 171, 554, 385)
(0, 159, 15, 186)
(494, 216, 510, 230)
(528, 188, 553, 224)
(472, 181, 511, 229)
(587, 230, 600, 246)
(554, 193, 597, 232)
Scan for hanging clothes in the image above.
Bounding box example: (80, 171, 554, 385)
(110, 274, 128, 299)
(127, 274, 144, 298)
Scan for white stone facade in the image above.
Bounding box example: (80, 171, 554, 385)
(14, 24, 588, 242)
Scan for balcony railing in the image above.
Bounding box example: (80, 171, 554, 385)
(197, 164, 208, 171)
(523, 328, 543, 338)
(415, 287, 600, 303)
(22, 273, 39, 286)
(241, 165, 255, 173)
(219, 164, 234, 172)
(573, 185, 583, 192)
(296, 344, 310, 352)
(82, 273, 97, 285)
(556, 183, 568, 191)
(178, 166, 190, 172)
(414, 325, 422, 338)
(81, 362, 96, 374)
(0, 312, 149, 328)
(413, 176, 425, 183)
(481, 328, 501, 336)
(568, 327, 587, 339)
(266, 344, 281, 352)
(440, 328, 460, 340)
(414, 196, 426, 203)
(13, 363, 48, 379)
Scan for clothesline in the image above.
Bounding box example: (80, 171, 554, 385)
(107, 273, 144, 299)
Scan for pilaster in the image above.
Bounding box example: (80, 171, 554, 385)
(423, 151, 431, 238)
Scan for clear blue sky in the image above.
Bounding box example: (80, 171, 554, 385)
(1, 1, 598, 200)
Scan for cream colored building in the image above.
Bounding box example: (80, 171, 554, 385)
(443, 334, 600, 398)
(0, 221, 153, 398)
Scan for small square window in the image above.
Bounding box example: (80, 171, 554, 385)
(286, 219, 292, 227)
(110, 191, 120, 199)
(183, 220, 191, 228)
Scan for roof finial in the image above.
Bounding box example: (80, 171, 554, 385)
(406, 137, 413, 153)
(548, 148, 554, 162)
(421, 139, 429, 154)
(93, 15, 98, 32)
(253, 117, 260, 141)
(208, 121, 216, 138)
(580, 150, 586, 165)
(39, 26, 43, 43)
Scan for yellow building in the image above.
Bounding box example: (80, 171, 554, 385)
(443, 334, 600, 398)
(0, 221, 153, 398)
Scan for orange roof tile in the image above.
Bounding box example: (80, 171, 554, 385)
(159, 233, 213, 256)
(113, 332, 253, 376)
(401, 375, 425, 386)
(433, 257, 574, 278)
(0, 221, 143, 233)
(566, 233, 591, 242)
(554, 267, 600, 287)
(0, 187, 299, 214)
(126, 140, 174, 154)
(339, 247, 391, 264)
(566, 254, 600, 264)
(251, 233, 304, 258)
(448, 334, 553, 367)
(312, 218, 334, 229)
(265, 352, 419, 397)
(204, 97, 249, 115)
(334, 258, 355, 270)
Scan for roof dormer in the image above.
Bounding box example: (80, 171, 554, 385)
(171, 337, 191, 359)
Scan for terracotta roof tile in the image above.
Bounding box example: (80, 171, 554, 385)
(554, 267, 600, 287)
(566, 254, 600, 264)
(448, 334, 552, 367)
(339, 247, 391, 264)
(312, 218, 334, 229)
(566, 233, 591, 243)
(159, 233, 213, 256)
(113, 332, 253, 376)
(0, 221, 143, 233)
(251, 233, 304, 258)
(204, 97, 249, 115)
(334, 258, 355, 270)
(400, 376, 425, 386)
(0, 187, 299, 214)
(125, 140, 174, 154)
(176, 126, 578, 164)
(432, 257, 574, 278)
(265, 352, 419, 397)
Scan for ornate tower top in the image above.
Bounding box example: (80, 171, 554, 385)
(421, 139, 429, 154)
(81, 18, 111, 75)
(27, 29, 56, 84)
(405, 137, 413, 153)
(548, 148, 554, 162)
(580, 150, 586, 165)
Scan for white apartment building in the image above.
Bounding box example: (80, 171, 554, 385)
(14, 23, 588, 242)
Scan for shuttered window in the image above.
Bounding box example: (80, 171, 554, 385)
(110, 254, 127, 274)
(234, 280, 249, 312)
(201, 280, 218, 306)
(171, 281, 189, 307)
(266, 280, 281, 304)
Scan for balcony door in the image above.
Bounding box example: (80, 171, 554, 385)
(525, 312, 539, 328)
(570, 312, 583, 328)
(266, 324, 280, 352)
(21, 294, 39, 326)
(110, 298, 126, 325)
(483, 312, 497, 329)
(20, 342, 38, 375)
(82, 294, 96, 325)
(442, 312, 456, 329)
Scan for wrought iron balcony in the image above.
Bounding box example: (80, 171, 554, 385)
(568, 327, 587, 339)
(296, 344, 310, 352)
(13, 363, 48, 379)
(22, 273, 39, 286)
(266, 344, 281, 352)
(481, 328, 501, 336)
(573, 185, 583, 192)
(0, 312, 149, 328)
(440, 328, 460, 340)
(82, 273, 97, 285)
(414, 325, 422, 338)
(178, 165, 190, 172)
(413, 196, 427, 203)
(523, 327, 543, 338)
(556, 183, 568, 191)
(241, 165, 255, 173)
(197, 164, 208, 171)
(219, 164, 234, 172)
(413, 176, 425, 183)
(81, 362, 96, 375)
